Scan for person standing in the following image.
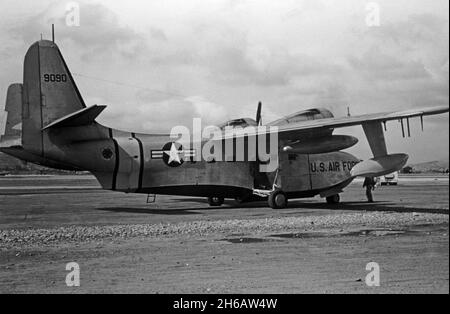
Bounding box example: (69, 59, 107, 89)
(363, 177, 376, 202)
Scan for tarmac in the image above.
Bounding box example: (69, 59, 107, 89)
(0, 174, 448, 293)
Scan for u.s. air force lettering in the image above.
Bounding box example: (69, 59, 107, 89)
(310, 160, 359, 173)
(151, 142, 195, 167)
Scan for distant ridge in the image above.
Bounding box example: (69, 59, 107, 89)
(0, 152, 27, 171)
(0, 152, 71, 174)
(409, 160, 449, 173)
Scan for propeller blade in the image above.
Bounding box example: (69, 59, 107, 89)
(256, 101, 262, 125)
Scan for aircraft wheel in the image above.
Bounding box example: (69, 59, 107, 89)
(326, 194, 340, 204)
(208, 196, 224, 206)
(268, 190, 288, 209)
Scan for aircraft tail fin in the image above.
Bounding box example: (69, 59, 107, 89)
(0, 84, 23, 148)
(22, 40, 87, 155)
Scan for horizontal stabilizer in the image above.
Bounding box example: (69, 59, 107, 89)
(42, 105, 106, 130)
(0, 146, 80, 171)
(350, 153, 408, 177)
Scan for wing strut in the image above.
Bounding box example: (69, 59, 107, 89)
(406, 118, 411, 137)
(362, 122, 387, 158)
(400, 119, 405, 138)
(357, 120, 411, 177)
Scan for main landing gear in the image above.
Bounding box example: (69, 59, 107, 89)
(206, 192, 339, 208)
(268, 190, 288, 209)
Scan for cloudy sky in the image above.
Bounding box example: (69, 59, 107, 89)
(0, 0, 448, 163)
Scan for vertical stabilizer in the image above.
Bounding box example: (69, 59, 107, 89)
(0, 84, 23, 147)
(22, 40, 86, 155)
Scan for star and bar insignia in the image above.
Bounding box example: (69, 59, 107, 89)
(151, 142, 196, 167)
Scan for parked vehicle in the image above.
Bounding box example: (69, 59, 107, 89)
(379, 171, 399, 186)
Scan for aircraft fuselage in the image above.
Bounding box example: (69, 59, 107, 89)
(10, 124, 359, 200)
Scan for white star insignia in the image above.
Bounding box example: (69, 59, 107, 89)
(164, 142, 182, 164)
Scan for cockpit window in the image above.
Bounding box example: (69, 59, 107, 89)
(227, 119, 246, 126)
(219, 118, 257, 130)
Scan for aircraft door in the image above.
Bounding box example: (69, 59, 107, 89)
(114, 136, 142, 192)
(281, 153, 312, 192)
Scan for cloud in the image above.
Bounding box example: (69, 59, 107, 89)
(204, 45, 345, 87)
(352, 13, 449, 83)
(363, 14, 449, 49)
(149, 27, 168, 42)
(348, 47, 430, 81)
(9, 1, 150, 61)
(343, 13, 449, 112)
(95, 89, 230, 133)
(185, 96, 229, 125)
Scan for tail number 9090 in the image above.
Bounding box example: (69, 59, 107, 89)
(43, 73, 68, 83)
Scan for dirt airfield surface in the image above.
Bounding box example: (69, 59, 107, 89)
(0, 175, 448, 294)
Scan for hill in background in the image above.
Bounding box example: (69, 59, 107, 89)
(0, 152, 72, 174)
(408, 160, 449, 173)
(0, 152, 27, 171)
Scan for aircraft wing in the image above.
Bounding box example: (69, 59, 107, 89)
(219, 105, 448, 177)
(222, 105, 449, 141)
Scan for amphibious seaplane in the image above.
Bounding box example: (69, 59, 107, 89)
(0, 38, 448, 209)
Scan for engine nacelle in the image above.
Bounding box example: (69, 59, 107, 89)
(283, 135, 358, 155)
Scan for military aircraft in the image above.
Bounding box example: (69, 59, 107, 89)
(0, 39, 448, 209)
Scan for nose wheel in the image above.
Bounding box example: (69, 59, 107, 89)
(268, 190, 288, 209)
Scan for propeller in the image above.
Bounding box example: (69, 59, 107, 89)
(256, 101, 262, 126)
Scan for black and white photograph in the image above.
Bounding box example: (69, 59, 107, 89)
(0, 0, 448, 298)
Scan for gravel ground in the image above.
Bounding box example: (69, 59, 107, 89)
(0, 176, 448, 293)
(1, 212, 447, 248)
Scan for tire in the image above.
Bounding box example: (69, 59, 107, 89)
(326, 194, 340, 204)
(268, 190, 288, 209)
(208, 196, 224, 206)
